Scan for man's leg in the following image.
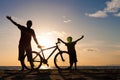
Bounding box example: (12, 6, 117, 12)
(20, 60, 25, 71)
(30, 61, 34, 70)
(26, 47, 34, 70)
(19, 45, 25, 71)
(69, 62, 73, 69)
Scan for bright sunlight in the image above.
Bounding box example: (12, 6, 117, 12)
(32, 33, 56, 50)
(37, 34, 56, 47)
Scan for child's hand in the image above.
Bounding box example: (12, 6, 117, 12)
(81, 35, 84, 38)
(57, 38, 61, 43)
(57, 38, 60, 41)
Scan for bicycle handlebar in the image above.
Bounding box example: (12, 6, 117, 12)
(38, 40, 61, 51)
(56, 40, 60, 45)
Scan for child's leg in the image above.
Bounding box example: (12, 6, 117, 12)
(75, 62, 77, 70)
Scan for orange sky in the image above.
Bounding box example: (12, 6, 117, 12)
(0, 0, 120, 66)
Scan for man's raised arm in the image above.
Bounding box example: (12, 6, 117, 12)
(6, 16, 19, 26)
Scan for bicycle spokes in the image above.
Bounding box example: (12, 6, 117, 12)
(32, 53, 38, 60)
(24, 52, 42, 70)
(54, 51, 71, 70)
(60, 53, 65, 61)
(32, 54, 40, 62)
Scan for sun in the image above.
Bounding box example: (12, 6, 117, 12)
(36, 34, 55, 48)
(32, 33, 56, 58)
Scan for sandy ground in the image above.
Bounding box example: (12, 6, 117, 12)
(0, 69, 120, 80)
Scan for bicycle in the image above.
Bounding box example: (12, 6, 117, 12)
(23, 40, 72, 70)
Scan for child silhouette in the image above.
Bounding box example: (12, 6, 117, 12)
(58, 35, 84, 69)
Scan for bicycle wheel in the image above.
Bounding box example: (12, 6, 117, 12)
(54, 51, 72, 70)
(24, 51, 42, 70)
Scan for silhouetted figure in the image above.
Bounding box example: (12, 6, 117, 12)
(6, 16, 41, 71)
(58, 35, 84, 69)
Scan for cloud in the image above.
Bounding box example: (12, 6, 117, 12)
(63, 20, 72, 23)
(85, 10, 107, 18)
(112, 44, 120, 48)
(114, 13, 120, 16)
(85, 0, 120, 18)
(83, 48, 99, 52)
(47, 31, 67, 37)
(62, 16, 72, 23)
(105, 0, 120, 13)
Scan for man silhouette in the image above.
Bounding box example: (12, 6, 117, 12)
(6, 16, 41, 70)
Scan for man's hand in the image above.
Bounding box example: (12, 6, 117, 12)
(6, 16, 11, 20)
(37, 45, 42, 48)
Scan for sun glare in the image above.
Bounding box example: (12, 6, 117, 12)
(40, 65, 52, 69)
(37, 34, 55, 48)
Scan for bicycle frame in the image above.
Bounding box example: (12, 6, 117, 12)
(24, 41, 70, 70)
(39, 42, 61, 63)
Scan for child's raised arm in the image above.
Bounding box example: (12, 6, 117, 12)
(75, 35, 84, 42)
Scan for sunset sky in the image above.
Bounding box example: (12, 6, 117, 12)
(0, 0, 120, 66)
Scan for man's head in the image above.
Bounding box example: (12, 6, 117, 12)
(67, 36, 72, 43)
(26, 20, 32, 28)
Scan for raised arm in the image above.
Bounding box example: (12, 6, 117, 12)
(75, 35, 84, 42)
(58, 38, 66, 44)
(6, 16, 20, 26)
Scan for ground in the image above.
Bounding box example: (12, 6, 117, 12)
(0, 69, 120, 80)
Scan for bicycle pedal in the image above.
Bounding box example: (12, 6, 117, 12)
(47, 64, 49, 67)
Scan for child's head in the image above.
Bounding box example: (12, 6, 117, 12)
(67, 36, 72, 43)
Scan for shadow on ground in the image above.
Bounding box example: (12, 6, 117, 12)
(0, 69, 120, 80)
